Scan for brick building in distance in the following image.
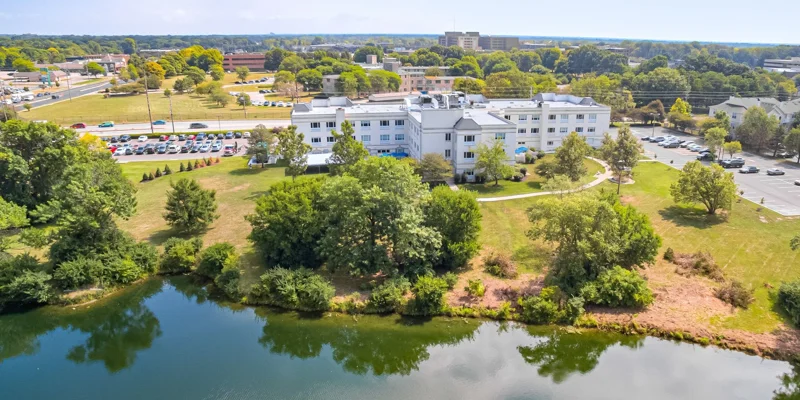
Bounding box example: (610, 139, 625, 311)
(223, 53, 267, 72)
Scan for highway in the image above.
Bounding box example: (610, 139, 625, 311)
(4, 81, 113, 111)
(73, 119, 290, 136)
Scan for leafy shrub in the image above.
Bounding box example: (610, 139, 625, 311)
(214, 266, 241, 299)
(148, 172, 155, 180)
(0, 270, 53, 306)
(519, 167, 528, 176)
(537, 151, 546, 159)
(142, 173, 149, 182)
(105, 258, 144, 285)
(164, 165, 172, 175)
(580, 266, 653, 308)
(672, 252, 724, 281)
(205, 158, 212, 166)
(663, 247, 675, 262)
(511, 174, 523, 182)
(187, 162, 193, 171)
(778, 280, 800, 325)
(159, 237, 202, 274)
(714, 280, 754, 309)
(196, 242, 237, 279)
(249, 268, 334, 312)
(180, 162, 186, 172)
(465, 279, 485, 297)
(194, 160, 200, 168)
(367, 277, 411, 313)
(53, 257, 103, 289)
(442, 272, 459, 290)
(155, 168, 162, 178)
(518, 287, 562, 324)
(484, 252, 518, 279)
(407, 276, 448, 316)
(128, 242, 159, 274)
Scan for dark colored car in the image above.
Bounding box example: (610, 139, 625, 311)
(109, 136, 119, 143)
(181, 144, 191, 153)
(719, 159, 745, 168)
(157, 145, 167, 154)
(739, 166, 759, 174)
(120, 135, 131, 142)
(225, 132, 234, 139)
(234, 132, 242, 138)
(189, 123, 209, 129)
(178, 134, 187, 141)
(51, 94, 62, 99)
(144, 145, 155, 154)
(135, 147, 146, 155)
(696, 153, 715, 161)
(191, 144, 201, 153)
(196, 133, 206, 141)
(206, 134, 216, 141)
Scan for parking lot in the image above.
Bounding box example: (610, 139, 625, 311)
(628, 127, 800, 216)
(109, 134, 248, 163)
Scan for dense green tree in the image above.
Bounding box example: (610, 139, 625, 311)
(328, 121, 368, 175)
(723, 141, 743, 158)
(418, 153, 452, 183)
(784, 128, 800, 163)
(510, 50, 543, 72)
(453, 77, 486, 94)
(408, 276, 448, 316)
(247, 178, 324, 269)
(296, 68, 323, 91)
(0, 196, 29, 230)
(209, 65, 225, 81)
(635, 55, 669, 74)
(736, 106, 779, 153)
(631, 67, 691, 106)
(670, 161, 737, 215)
(172, 77, 194, 94)
(163, 178, 219, 233)
(265, 48, 291, 71)
(353, 46, 384, 63)
(12, 58, 36, 72)
(86, 61, 105, 77)
(279, 55, 306, 74)
(535, 47, 563, 70)
(159, 237, 202, 274)
(196, 242, 238, 280)
(475, 139, 514, 185)
(276, 125, 312, 180)
(598, 126, 642, 193)
(423, 187, 481, 270)
(556, 46, 628, 74)
(235, 66, 250, 82)
(367, 70, 401, 92)
(704, 127, 727, 159)
(185, 66, 206, 85)
(555, 131, 593, 181)
(246, 124, 274, 165)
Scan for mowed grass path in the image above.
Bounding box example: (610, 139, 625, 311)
(26, 92, 291, 125)
(479, 162, 800, 332)
(120, 157, 289, 285)
(459, 156, 603, 197)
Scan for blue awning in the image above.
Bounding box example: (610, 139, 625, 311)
(514, 147, 528, 154)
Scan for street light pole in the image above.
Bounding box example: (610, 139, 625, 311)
(143, 67, 154, 136)
(169, 94, 175, 135)
(66, 71, 73, 102)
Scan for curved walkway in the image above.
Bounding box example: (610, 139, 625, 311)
(475, 157, 613, 203)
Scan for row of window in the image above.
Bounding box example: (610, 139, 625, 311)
(310, 134, 406, 144)
(309, 120, 405, 130)
(517, 127, 596, 134)
(507, 114, 598, 122)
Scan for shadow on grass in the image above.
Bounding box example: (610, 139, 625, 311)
(146, 227, 195, 246)
(462, 180, 544, 195)
(658, 205, 727, 228)
(228, 164, 284, 176)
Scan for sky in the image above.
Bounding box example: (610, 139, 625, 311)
(1, 0, 797, 45)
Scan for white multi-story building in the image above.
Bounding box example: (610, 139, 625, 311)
(291, 93, 611, 180)
(709, 96, 800, 129)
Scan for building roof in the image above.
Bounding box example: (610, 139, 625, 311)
(712, 97, 800, 119)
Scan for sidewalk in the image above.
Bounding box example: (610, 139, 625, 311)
(475, 158, 613, 203)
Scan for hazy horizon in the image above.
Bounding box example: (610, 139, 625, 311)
(2, 0, 798, 45)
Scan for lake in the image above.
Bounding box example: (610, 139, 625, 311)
(0, 277, 795, 400)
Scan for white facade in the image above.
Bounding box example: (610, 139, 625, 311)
(709, 96, 800, 129)
(291, 93, 611, 179)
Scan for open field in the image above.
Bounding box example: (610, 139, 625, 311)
(24, 92, 291, 124)
(73, 78, 106, 86)
(458, 156, 603, 197)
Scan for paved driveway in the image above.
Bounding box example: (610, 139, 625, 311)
(626, 126, 800, 216)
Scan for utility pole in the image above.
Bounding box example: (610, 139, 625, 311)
(143, 63, 154, 135)
(168, 93, 175, 135)
(66, 71, 73, 102)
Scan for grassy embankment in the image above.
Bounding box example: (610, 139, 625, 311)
(458, 156, 603, 197)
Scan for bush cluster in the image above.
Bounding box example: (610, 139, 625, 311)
(580, 266, 654, 308)
(367, 277, 411, 313)
(484, 252, 518, 279)
(159, 237, 203, 274)
(517, 286, 584, 325)
(248, 267, 334, 312)
(714, 280, 754, 309)
(0, 254, 53, 308)
(196, 242, 241, 298)
(778, 280, 800, 325)
(671, 251, 724, 282)
(465, 279, 485, 298)
(406, 276, 448, 316)
(52, 240, 158, 290)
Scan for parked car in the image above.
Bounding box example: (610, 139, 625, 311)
(113, 148, 127, 156)
(70, 123, 86, 129)
(206, 134, 216, 140)
(178, 134, 186, 141)
(286, 102, 293, 108)
(277, 101, 285, 107)
(191, 144, 201, 153)
(225, 132, 234, 139)
(153, 120, 167, 125)
(234, 132, 242, 138)
(211, 143, 222, 152)
(680, 141, 695, 148)
(200, 144, 211, 153)
(189, 123, 208, 129)
(98, 121, 114, 128)
(109, 136, 120, 143)
(696, 152, 715, 161)
(696, 147, 710, 153)
(181, 144, 191, 153)
(223, 145, 236, 156)
(144, 144, 156, 154)
(135, 147, 146, 155)
(766, 168, 785, 176)
(663, 141, 680, 148)
(157, 145, 167, 154)
(196, 133, 206, 141)
(796, 180, 800, 186)
(777, 151, 797, 159)
(168, 145, 179, 154)
(119, 135, 131, 142)
(51, 94, 61, 99)
(719, 159, 745, 168)
(243, 131, 251, 138)
(168, 135, 177, 141)
(739, 166, 759, 174)
(187, 134, 196, 140)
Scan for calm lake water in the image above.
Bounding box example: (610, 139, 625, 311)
(0, 277, 795, 400)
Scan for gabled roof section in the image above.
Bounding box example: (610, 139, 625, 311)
(454, 118, 481, 130)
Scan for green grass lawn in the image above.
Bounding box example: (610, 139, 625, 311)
(119, 156, 291, 287)
(73, 78, 106, 86)
(478, 161, 800, 332)
(458, 156, 604, 197)
(25, 92, 291, 125)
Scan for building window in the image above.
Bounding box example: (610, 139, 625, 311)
(533, 115, 540, 121)
(445, 149, 451, 158)
(731, 113, 738, 120)
(465, 170, 474, 176)
(326, 136, 335, 143)
(361, 135, 370, 142)
(311, 137, 321, 143)
(464, 135, 476, 143)
(377, 149, 390, 154)
(560, 127, 568, 133)
(463, 151, 475, 159)
(576, 114, 584, 121)
(588, 114, 597, 122)
(495, 133, 506, 140)
(517, 128, 526, 134)
(547, 128, 555, 133)
(548, 115, 556, 121)
(576, 127, 584, 133)
(504, 115, 511, 120)
(395, 120, 405, 127)
(395, 134, 405, 141)
(435, 80, 441, 84)
(532, 128, 540, 134)
(588, 127, 596, 133)
(560, 114, 569, 122)
(326, 122, 336, 128)
(547, 141, 554, 146)
(380, 120, 390, 129)
(310, 122, 321, 130)
(519, 115, 528, 121)
(361, 121, 371, 128)
(380, 134, 390, 142)
(445, 133, 452, 141)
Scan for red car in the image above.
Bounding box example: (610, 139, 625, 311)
(70, 123, 86, 129)
(188, 135, 196, 140)
(159, 135, 168, 141)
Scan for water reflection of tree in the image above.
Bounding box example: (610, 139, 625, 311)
(258, 313, 478, 376)
(517, 329, 644, 383)
(774, 363, 800, 400)
(0, 279, 164, 373)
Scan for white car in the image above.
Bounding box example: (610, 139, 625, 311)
(680, 141, 695, 148)
(138, 135, 148, 142)
(286, 102, 293, 108)
(168, 144, 179, 154)
(276, 101, 285, 107)
(243, 131, 251, 138)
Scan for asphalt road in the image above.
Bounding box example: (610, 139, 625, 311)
(7, 81, 113, 111)
(628, 126, 800, 216)
(74, 119, 290, 136)
(112, 136, 248, 163)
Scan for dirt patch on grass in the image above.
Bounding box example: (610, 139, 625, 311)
(445, 259, 543, 309)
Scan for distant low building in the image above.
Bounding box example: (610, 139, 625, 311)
(478, 36, 520, 51)
(763, 57, 800, 77)
(709, 96, 800, 128)
(223, 53, 267, 71)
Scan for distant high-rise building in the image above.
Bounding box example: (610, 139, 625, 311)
(438, 32, 481, 50)
(478, 36, 520, 51)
